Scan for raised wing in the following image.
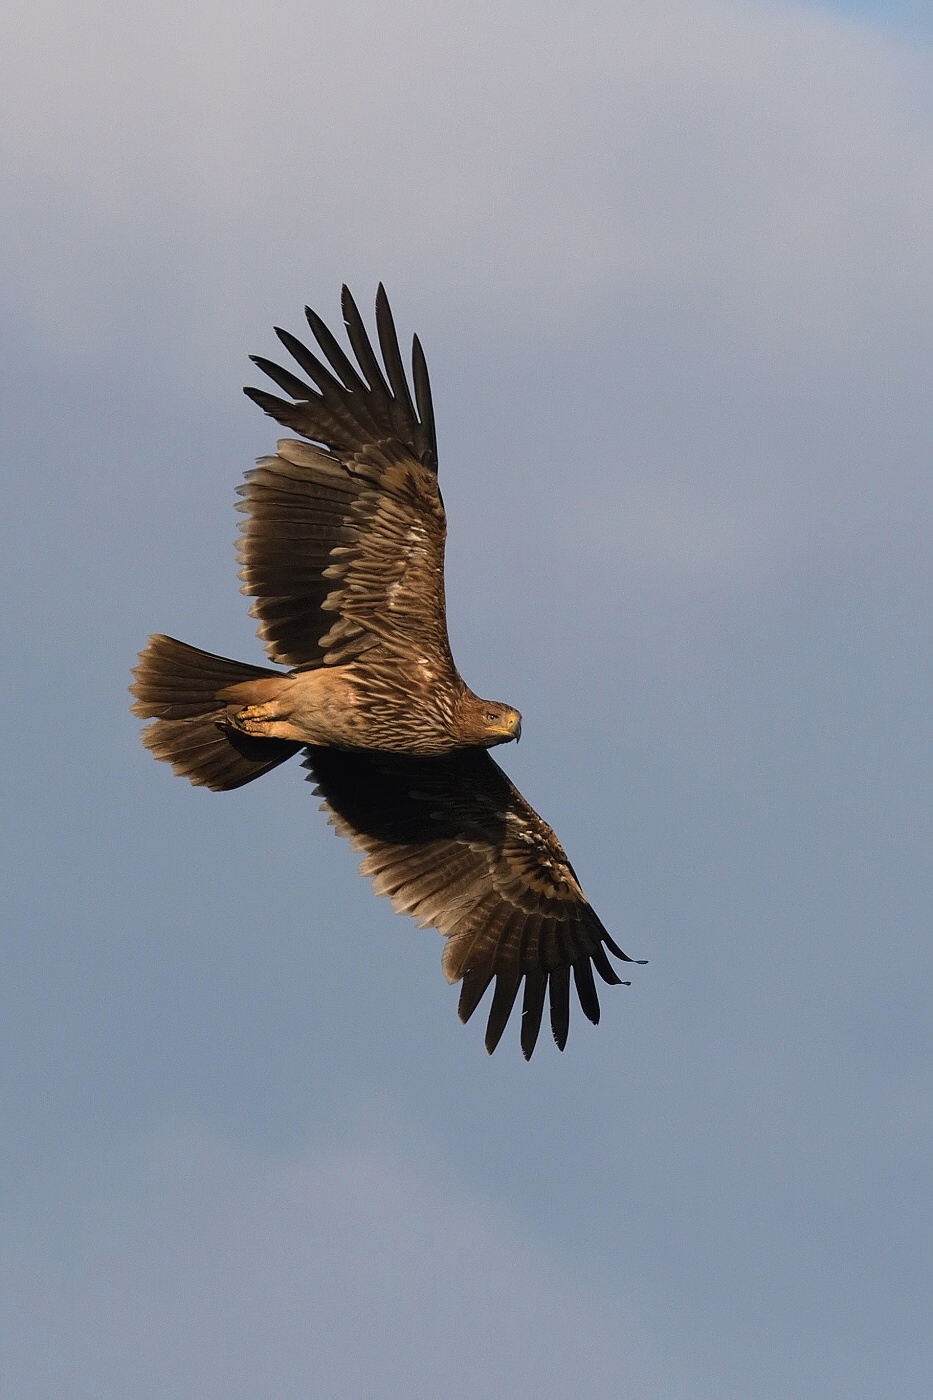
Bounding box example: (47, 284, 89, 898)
(240, 286, 451, 672)
(304, 746, 642, 1057)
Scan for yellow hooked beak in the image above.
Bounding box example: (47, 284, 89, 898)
(500, 710, 522, 742)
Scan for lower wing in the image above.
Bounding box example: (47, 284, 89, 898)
(304, 746, 643, 1058)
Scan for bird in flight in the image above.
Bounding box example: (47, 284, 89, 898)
(131, 287, 643, 1056)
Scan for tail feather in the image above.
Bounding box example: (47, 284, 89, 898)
(130, 634, 301, 790)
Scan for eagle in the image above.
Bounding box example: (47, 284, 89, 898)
(131, 287, 643, 1057)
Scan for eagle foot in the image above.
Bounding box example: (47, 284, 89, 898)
(229, 701, 282, 736)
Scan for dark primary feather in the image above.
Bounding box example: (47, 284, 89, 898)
(247, 355, 311, 403)
(411, 334, 437, 468)
(302, 303, 370, 396)
(341, 288, 392, 398)
(304, 745, 641, 1058)
(244, 283, 436, 471)
(375, 284, 418, 430)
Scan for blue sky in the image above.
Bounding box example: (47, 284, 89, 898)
(2, 1, 932, 1396)
(814, 0, 933, 38)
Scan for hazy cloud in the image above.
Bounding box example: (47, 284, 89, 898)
(3, 0, 931, 588)
(1, 1125, 668, 1400)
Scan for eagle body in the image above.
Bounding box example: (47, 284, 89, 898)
(131, 287, 642, 1056)
(220, 661, 521, 755)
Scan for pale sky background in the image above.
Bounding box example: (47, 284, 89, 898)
(2, 1, 932, 1396)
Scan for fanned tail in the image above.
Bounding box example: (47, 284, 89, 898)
(130, 634, 301, 791)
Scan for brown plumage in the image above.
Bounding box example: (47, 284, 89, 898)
(131, 286, 643, 1056)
